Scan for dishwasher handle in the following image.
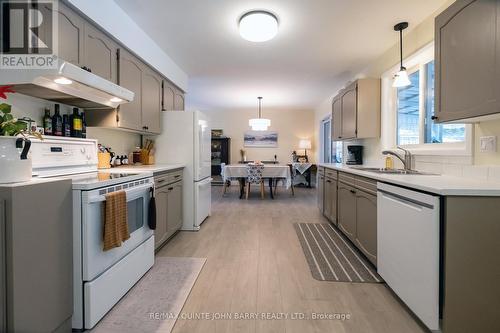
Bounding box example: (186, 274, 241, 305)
(378, 189, 434, 210)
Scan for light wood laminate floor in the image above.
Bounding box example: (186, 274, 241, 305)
(158, 186, 427, 333)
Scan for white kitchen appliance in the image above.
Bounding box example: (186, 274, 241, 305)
(0, 59, 134, 109)
(377, 182, 440, 331)
(30, 137, 155, 330)
(152, 110, 211, 230)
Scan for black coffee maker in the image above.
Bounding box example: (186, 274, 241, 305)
(346, 145, 363, 165)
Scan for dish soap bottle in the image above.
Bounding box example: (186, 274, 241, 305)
(385, 156, 394, 169)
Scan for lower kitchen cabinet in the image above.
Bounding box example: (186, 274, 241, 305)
(154, 171, 183, 250)
(318, 174, 325, 213)
(337, 182, 357, 242)
(325, 169, 378, 266)
(324, 176, 337, 224)
(354, 190, 377, 265)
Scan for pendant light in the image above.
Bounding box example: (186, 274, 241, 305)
(249, 97, 271, 131)
(393, 22, 411, 88)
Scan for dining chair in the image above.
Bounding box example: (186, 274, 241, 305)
(246, 164, 265, 199)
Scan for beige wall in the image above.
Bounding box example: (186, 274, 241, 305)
(208, 108, 315, 164)
(314, 0, 500, 167)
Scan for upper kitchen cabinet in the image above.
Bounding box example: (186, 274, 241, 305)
(142, 68, 162, 134)
(162, 82, 176, 111)
(331, 78, 380, 140)
(174, 89, 185, 111)
(54, 2, 85, 66)
(332, 95, 342, 140)
(116, 48, 143, 131)
(83, 23, 118, 83)
(435, 0, 499, 123)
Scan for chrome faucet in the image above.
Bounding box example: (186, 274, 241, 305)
(382, 147, 413, 170)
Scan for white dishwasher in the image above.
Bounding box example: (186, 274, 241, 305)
(377, 182, 440, 331)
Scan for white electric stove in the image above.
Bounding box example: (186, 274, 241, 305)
(30, 137, 155, 330)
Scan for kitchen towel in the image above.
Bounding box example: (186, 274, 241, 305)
(103, 190, 130, 251)
(148, 188, 156, 230)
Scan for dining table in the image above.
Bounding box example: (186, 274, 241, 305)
(222, 164, 292, 199)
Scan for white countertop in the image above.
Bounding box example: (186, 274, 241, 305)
(101, 164, 185, 174)
(319, 163, 500, 196)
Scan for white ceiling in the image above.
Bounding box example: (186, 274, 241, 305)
(115, 0, 447, 111)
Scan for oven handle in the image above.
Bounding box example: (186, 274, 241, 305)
(86, 182, 154, 204)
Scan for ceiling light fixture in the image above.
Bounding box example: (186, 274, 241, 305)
(249, 97, 271, 131)
(239, 10, 279, 42)
(393, 22, 411, 88)
(54, 77, 72, 85)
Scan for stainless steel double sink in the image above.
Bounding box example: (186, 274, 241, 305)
(351, 167, 439, 175)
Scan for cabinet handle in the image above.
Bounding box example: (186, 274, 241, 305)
(174, 175, 180, 178)
(350, 189, 356, 194)
(431, 116, 438, 120)
(168, 187, 174, 191)
(157, 179, 165, 184)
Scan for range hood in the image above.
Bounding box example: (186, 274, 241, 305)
(0, 60, 134, 109)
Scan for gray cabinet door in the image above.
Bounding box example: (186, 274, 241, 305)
(163, 82, 176, 111)
(341, 83, 357, 139)
(338, 182, 356, 242)
(118, 49, 142, 131)
(317, 174, 325, 213)
(84, 23, 117, 83)
(324, 178, 333, 221)
(435, 0, 498, 122)
(332, 96, 342, 140)
(154, 186, 169, 249)
(167, 182, 183, 234)
(329, 178, 338, 225)
(141, 68, 162, 134)
(355, 190, 377, 266)
(55, 2, 85, 66)
(174, 91, 185, 111)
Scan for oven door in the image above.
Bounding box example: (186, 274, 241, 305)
(81, 181, 154, 281)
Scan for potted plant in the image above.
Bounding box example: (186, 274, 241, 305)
(0, 85, 42, 183)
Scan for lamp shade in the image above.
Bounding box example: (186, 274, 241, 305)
(393, 69, 411, 88)
(299, 139, 312, 150)
(249, 118, 271, 131)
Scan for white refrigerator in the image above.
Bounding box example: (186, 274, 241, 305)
(153, 111, 212, 231)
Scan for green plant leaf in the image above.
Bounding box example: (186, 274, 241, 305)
(0, 103, 11, 113)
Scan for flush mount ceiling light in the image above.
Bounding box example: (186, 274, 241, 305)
(54, 77, 72, 85)
(393, 22, 411, 88)
(239, 10, 279, 42)
(249, 97, 271, 131)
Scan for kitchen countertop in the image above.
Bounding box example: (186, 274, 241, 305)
(319, 163, 500, 196)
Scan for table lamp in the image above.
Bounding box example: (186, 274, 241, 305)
(298, 139, 312, 161)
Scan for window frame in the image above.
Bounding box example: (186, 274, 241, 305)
(320, 115, 332, 163)
(382, 42, 473, 156)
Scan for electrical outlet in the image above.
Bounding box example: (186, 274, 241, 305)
(480, 136, 497, 153)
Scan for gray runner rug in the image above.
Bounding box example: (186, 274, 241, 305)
(91, 257, 206, 333)
(294, 223, 382, 283)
